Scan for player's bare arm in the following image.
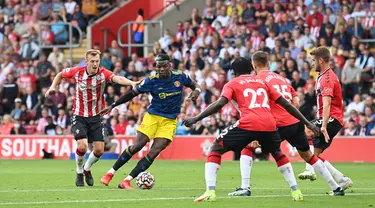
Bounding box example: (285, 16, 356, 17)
(276, 96, 320, 135)
(99, 89, 140, 116)
(183, 96, 228, 127)
(321, 96, 332, 143)
(186, 80, 202, 101)
(292, 96, 300, 108)
(45, 71, 63, 97)
(112, 75, 141, 89)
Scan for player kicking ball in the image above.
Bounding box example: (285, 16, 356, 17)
(46, 50, 138, 187)
(183, 56, 320, 202)
(228, 51, 344, 197)
(298, 47, 353, 190)
(99, 54, 201, 189)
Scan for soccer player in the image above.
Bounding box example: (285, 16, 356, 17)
(183, 56, 320, 202)
(99, 53, 201, 189)
(228, 51, 344, 197)
(45, 50, 139, 187)
(298, 46, 353, 189)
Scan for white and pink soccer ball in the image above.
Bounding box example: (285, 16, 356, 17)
(136, 172, 155, 189)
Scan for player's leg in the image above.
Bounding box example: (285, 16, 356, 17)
(195, 126, 251, 202)
(299, 127, 316, 179)
(262, 131, 302, 201)
(101, 113, 157, 186)
(312, 119, 353, 190)
(100, 132, 149, 186)
(118, 138, 171, 189)
(287, 123, 344, 195)
(71, 115, 89, 187)
(228, 145, 253, 196)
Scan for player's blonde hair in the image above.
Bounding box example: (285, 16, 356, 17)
(310, 46, 331, 62)
(85, 49, 101, 59)
(252, 51, 268, 67)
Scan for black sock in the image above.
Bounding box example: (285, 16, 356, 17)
(113, 148, 133, 171)
(129, 154, 154, 178)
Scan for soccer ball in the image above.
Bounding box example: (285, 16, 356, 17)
(135, 172, 155, 189)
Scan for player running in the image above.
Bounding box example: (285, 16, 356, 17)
(298, 46, 353, 189)
(99, 53, 201, 189)
(45, 50, 138, 187)
(183, 56, 320, 202)
(228, 51, 344, 197)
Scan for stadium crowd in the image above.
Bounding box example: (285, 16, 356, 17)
(0, 0, 375, 138)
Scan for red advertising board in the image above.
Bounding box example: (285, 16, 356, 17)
(0, 136, 374, 162)
(0, 136, 233, 160)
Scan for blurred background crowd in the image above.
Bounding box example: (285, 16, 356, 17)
(0, 0, 374, 139)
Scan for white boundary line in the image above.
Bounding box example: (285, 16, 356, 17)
(0, 187, 375, 193)
(0, 193, 374, 205)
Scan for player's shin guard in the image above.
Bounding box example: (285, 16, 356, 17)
(206, 152, 221, 191)
(128, 154, 155, 179)
(112, 148, 134, 173)
(84, 152, 101, 171)
(275, 153, 298, 191)
(240, 146, 253, 189)
(308, 155, 339, 190)
(75, 149, 86, 174)
(319, 157, 346, 182)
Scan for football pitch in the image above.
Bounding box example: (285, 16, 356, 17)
(0, 160, 374, 208)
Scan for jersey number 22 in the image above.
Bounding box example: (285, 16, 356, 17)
(243, 88, 270, 109)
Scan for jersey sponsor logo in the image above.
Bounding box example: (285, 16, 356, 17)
(174, 81, 180, 87)
(158, 91, 181, 99)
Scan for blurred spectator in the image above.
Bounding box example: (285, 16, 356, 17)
(125, 117, 137, 136)
(346, 94, 365, 114)
(19, 33, 40, 61)
(40, 0, 53, 21)
(36, 108, 50, 133)
(22, 86, 38, 110)
(45, 116, 57, 135)
(132, 8, 144, 57)
(357, 45, 374, 94)
(51, 14, 68, 44)
(65, 0, 77, 14)
(10, 98, 22, 120)
(48, 47, 65, 69)
(56, 107, 70, 129)
(10, 119, 27, 135)
(82, 0, 98, 20)
(109, 40, 124, 61)
(291, 71, 306, 91)
(36, 53, 53, 88)
(0, 114, 14, 134)
(1, 74, 18, 114)
(358, 113, 374, 136)
(342, 54, 361, 102)
(344, 119, 359, 136)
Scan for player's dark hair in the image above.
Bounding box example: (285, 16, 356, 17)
(252, 51, 268, 67)
(231, 57, 252, 76)
(310, 46, 331, 62)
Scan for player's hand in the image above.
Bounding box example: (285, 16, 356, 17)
(321, 126, 330, 143)
(306, 122, 320, 137)
(131, 80, 142, 89)
(182, 117, 198, 127)
(99, 105, 113, 116)
(45, 87, 56, 98)
(188, 89, 200, 101)
(249, 140, 260, 149)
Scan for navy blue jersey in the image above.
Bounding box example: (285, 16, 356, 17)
(136, 70, 193, 119)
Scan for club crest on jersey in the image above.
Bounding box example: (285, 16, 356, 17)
(76, 129, 80, 134)
(174, 81, 180, 87)
(96, 75, 102, 81)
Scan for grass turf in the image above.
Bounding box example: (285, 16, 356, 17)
(0, 160, 374, 208)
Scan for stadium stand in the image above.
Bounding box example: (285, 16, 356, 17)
(0, 0, 374, 138)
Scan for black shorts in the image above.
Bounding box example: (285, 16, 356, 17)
(278, 122, 310, 152)
(310, 118, 342, 151)
(71, 115, 105, 143)
(216, 124, 281, 153)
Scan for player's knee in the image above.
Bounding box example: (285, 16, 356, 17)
(93, 147, 104, 156)
(298, 150, 313, 162)
(209, 142, 226, 154)
(77, 142, 88, 153)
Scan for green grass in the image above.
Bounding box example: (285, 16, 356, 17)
(0, 160, 374, 208)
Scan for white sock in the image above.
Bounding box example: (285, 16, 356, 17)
(84, 152, 100, 171)
(312, 159, 339, 190)
(75, 150, 85, 174)
(240, 155, 252, 189)
(305, 145, 315, 173)
(278, 163, 298, 190)
(324, 160, 346, 182)
(124, 175, 133, 181)
(205, 162, 220, 190)
(107, 168, 116, 175)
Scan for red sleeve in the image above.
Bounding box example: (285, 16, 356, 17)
(220, 82, 234, 102)
(320, 74, 334, 97)
(61, 67, 79, 79)
(102, 68, 115, 83)
(290, 86, 297, 97)
(267, 83, 282, 102)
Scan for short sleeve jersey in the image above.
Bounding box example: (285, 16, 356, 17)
(257, 71, 299, 127)
(221, 75, 282, 131)
(136, 70, 193, 119)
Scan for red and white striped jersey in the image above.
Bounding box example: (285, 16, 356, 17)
(61, 66, 114, 117)
(363, 12, 375, 29)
